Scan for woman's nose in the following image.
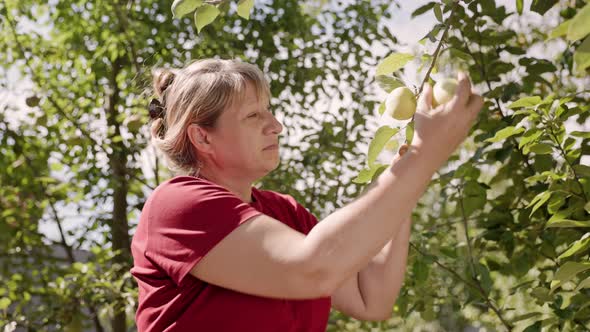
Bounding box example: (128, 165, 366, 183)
(266, 114, 283, 135)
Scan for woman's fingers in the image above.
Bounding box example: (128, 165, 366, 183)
(452, 71, 472, 108)
(417, 83, 433, 112)
(398, 144, 409, 156)
(391, 144, 409, 164)
(467, 93, 485, 114)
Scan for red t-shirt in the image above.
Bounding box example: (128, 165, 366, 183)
(130, 176, 331, 331)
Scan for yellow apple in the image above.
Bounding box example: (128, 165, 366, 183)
(433, 78, 458, 106)
(385, 87, 416, 120)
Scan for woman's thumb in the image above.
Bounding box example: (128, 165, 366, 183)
(392, 144, 409, 164)
(398, 144, 409, 156)
(417, 83, 433, 112)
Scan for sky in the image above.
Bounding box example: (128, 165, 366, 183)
(2, 0, 589, 247)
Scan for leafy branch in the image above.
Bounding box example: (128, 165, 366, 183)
(410, 242, 513, 331)
(417, 0, 461, 96)
(460, 37, 537, 177)
(546, 125, 588, 202)
(5, 3, 156, 192)
(457, 185, 477, 278)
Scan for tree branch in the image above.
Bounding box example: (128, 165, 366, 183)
(410, 242, 513, 331)
(417, 0, 462, 96)
(547, 125, 588, 202)
(458, 185, 477, 279)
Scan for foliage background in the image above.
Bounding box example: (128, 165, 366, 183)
(0, 0, 589, 331)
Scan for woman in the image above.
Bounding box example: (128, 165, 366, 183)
(130, 58, 483, 331)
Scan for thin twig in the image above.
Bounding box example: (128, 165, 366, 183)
(417, 0, 462, 95)
(48, 201, 75, 263)
(410, 242, 513, 331)
(458, 186, 478, 279)
(547, 125, 588, 202)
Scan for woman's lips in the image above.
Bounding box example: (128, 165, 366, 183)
(263, 144, 279, 150)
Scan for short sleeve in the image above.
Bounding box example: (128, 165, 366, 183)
(145, 178, 263, 286)
(282, 194, 321, 235)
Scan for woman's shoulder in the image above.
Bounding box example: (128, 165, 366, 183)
(147, 175, 239, 209)
(156, 175, 229, 194)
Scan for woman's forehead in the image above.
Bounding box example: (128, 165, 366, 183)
(240, 85, 269, 108)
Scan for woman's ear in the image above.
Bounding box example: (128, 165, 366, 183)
(187, 124, 212, 154)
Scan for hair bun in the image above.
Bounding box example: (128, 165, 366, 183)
(153, 69, 176, 98)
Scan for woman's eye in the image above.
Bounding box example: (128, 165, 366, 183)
(248, 113, 259, 118)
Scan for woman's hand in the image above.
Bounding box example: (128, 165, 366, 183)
(392, 143, 409, 164)
(411, 72, 484, 166)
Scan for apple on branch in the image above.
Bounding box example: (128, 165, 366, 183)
(433, 78, 458, 107)
(384, 87, 417, 120)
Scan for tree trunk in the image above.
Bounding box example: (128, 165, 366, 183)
(106, 56, 131, 332)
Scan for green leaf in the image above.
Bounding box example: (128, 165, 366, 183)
(523, 321, 542, 332)
(527, 191, 552, 218)
(550, 261, 590, 292)
(530, 0, 558, 16)
(529, 143, 553, 155)
(50, 163, 64, 172)
(172, 0, 203, 18)
(384, 137, 399, 152)
(516, 0, 524, 15)
(548, 192, 570, 214)
(0, 298, 10, 310)
(575, 276, 590, 292)
(546, 219, 590, 228)
(525, 171, 564, 184)
(512, 109, 535, 117)
(548, 20, 571, 40)
(511, 312, 542, 324)
(508, 96, 542, 109)
(573, 164, 590, 177)
(484, 126, 525, 143)
(378, 102, 386, 115)
(194, 4, 220, 33)
(371, 164, 389, 182)
(530, 287, 552, 302)
(126, 117, 143, 132)
(411, 2, 435, 18)
(585, 201, 590, 214)
(519, 128, 543, 149)
(375, 53, 413, 76)
(368, 126, 399, 167)
(237, 0, 255, 20)
(570, 131, 590, 138)
(474, 263, 493, 295)
(375, 75, 404, 93)
(405, 122, 414, 145)
(352, 164, 388, 184)
(413, 259, 429, 284)
(567, 3, 590, 42)
(573, 35, 590, 75)
(571, 131, 590, 138)
(433, 4, 443, 22)
(559, 233, 590, 259)
(462, 181, 487, 217)
(449, 48, 472, 61)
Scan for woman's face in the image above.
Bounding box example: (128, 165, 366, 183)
(197, 82, 283, 180)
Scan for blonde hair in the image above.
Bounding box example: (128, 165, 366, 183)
(150, 59, 271, 176)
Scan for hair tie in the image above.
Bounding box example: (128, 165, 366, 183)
(148, 98, 165, 120)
